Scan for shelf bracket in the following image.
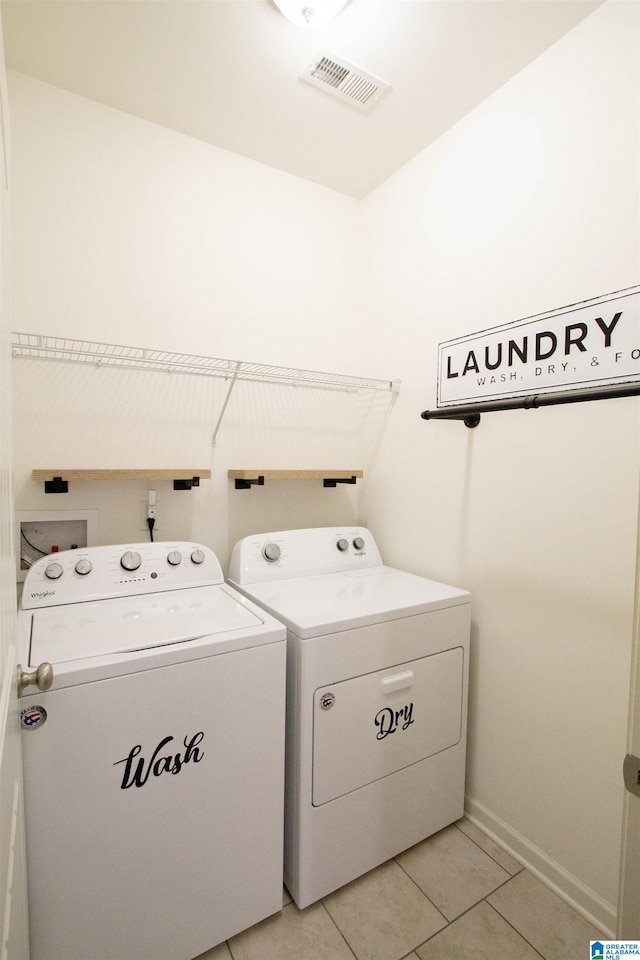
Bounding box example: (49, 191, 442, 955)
(44, 476, 69, 494)
(173, 477, 201, 491)
(234, 475, 265, 490)
(323, 475, 358, 487)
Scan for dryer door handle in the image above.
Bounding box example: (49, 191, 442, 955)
(380, 670, 414, 695)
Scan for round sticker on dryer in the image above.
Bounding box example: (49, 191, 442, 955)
(21, 705, 47, 729)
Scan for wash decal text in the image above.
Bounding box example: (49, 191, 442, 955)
(114, 732, 205, 789)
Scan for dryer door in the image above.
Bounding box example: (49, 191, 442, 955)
(312, 647, 464, 806)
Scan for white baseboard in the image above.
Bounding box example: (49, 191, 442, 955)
(465, 795, 617, 938)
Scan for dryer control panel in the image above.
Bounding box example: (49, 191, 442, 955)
(228, 526, 383, 584)
(21, 541, 223, 609)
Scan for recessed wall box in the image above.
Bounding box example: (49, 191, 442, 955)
(16, 509, 98, 582)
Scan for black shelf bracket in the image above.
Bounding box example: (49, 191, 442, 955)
(421, 382, 640, 427)
(323, 476, 358, 487)
(234, 475, 265, 490)
(173, 476, 201, 490)
(44, 476, 69, 494)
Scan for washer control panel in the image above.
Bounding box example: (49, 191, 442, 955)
(228, 526, 383, 584)
(23, 541, 222, 609)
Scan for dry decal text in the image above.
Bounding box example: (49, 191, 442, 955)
(375, 703, 414, 740)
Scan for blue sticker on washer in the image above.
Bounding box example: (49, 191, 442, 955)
(21, 705, 47, 729)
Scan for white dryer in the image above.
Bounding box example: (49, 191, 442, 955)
(228, 526, 471, 909)
(18, 541, 286, 960)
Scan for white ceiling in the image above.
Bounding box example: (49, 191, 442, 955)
(0, 0, 603, 198)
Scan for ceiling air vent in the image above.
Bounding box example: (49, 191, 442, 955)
(300, 50, 391, 111)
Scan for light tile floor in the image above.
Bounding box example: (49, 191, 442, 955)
(195, 818, 605, 960)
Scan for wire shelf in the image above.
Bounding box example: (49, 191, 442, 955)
(11, 333, 400, 395)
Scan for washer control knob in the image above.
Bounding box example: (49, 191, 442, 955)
(191, 549, 205, 565)
(353, 537, 365, 550)
(44, 562, 63, 580)
(336, 538, 349, 552)
(167, 550, 182, 566)
(263, 543, 281, 562)
(74, 559, 92, 576)
(120, 550, 142, 572)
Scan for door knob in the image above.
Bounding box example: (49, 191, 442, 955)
(17, 662, 54, 696)
(623, 753, 640, 799)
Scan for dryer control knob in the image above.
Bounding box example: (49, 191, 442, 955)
(44, 562, 63, 580)
(191, 549, 205, 565)
(353, 537, 365, 550)
(167, 550, 182, 566)
(120, 550, 142, 572)
(74, 559, 92, 576)
(263, 543, 281, 562)
(336, 538, 349, 552)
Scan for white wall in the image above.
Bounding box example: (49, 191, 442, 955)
(6, 0, 639, 935)
(360, 0, 639, 931)
(0, 14, 14, 689)
(8, 73, 366, 369)
(8, 72, 391, 565)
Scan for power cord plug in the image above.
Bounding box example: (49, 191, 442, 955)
(147, 516, 156, 542)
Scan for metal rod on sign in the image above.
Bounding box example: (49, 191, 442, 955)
(421, 381, 640, 427)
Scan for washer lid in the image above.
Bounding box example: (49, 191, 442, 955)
(232, 566, 470, 639)
(28, 584, 267, 665)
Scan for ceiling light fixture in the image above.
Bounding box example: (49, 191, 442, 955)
(272, 0, 351, 29)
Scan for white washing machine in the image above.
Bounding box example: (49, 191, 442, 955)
(17, 541, 286, 960)
(228, 526, 471, 909)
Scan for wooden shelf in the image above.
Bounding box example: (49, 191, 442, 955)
(228, 469, 363, 489)
(33, 469, 211, 493)
(33, 469, 211, 481)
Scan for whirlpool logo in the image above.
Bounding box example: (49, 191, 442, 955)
(30, 590, 55, 600)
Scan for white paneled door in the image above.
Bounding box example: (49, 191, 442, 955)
(618, 459, 640, 938)
(0, 10, 29, 958)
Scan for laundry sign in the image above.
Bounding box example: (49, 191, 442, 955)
(437, 286, 640, 407)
